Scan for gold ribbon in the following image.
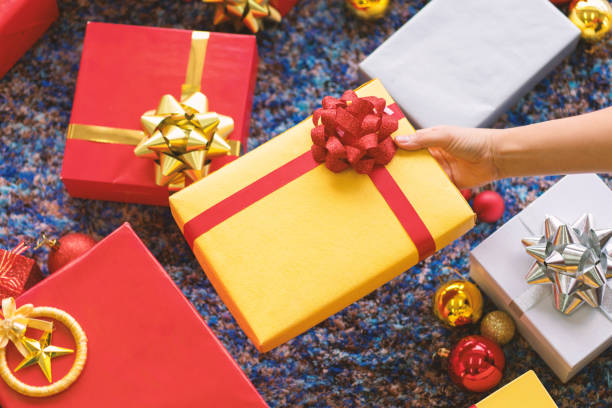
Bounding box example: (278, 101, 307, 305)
(182, 31, 209, 99)
(66, 123, 240, 154)
(66, 31, 240, 190)
(66, 124, 144, 145)
(0, 298, 54, 358)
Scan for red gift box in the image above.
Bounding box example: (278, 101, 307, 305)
(61, 22, 258, 206)
(0, 224, 268, 407)
(0, 244, 43, 298)
(0, 0, 58, 78)
(270, 0, 299, 16)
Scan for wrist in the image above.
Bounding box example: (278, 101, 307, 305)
(488, 128, 514, 181)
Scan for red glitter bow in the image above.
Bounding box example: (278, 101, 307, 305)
(310, 90, 399, 174)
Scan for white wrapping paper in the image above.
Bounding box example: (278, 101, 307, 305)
(359, 0, 581, 128)
(470, 174, 612, 383)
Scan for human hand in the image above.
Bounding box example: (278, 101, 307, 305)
(394, 126, 502, 189)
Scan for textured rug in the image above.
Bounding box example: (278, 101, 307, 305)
(1, 0, 611, 406)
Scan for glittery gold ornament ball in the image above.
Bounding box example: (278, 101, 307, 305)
(480, 310, 516, 345)
(433, 280, 483, 327)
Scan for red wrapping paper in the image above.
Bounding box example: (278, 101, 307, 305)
(0, 248, 43, 298)
(61, 22, 258, 206)
(270, 0, 299, 15)
(0, 224, 268, 407)
(0, 0, 58, 78)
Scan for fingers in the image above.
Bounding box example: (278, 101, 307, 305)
(394, 126, 455, 151)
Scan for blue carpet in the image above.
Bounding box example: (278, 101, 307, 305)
(1, 0, 611, 406)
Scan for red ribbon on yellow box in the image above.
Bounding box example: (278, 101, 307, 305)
(171, 78, 476, 352)
(183, 91, 436, 260)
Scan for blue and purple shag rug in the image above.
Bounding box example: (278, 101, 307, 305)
(1, 0, 611, 406)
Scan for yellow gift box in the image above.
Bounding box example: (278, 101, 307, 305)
(170, 79, 475, 352)
(473, 371, 557, 407)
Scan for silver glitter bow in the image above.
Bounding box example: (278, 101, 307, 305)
(522, 214, 612, 315)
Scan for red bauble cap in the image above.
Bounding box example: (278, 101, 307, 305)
(447, 335, 505, 393)
(472, 191, 505, 223)
(47, 233, 97, 274)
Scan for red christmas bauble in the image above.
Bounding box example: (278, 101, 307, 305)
(47, 233, 97, 273)
(472, 191, 505, 223)
(550, 0, 571, 4)
(448, 335, 505, 392)
(460, 189, 473, 201)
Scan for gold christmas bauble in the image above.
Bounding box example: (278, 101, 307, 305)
(569, 0, 612, 42)
(480, 310, 516, 345)
(433, 280, 483, 327)
(346, 0, 390, 20)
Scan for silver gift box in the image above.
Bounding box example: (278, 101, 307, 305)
(359, 0, 581, 129)
(470, 174, 612, 383)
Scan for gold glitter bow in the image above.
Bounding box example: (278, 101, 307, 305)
(204, 0, 282, 33)
(134, 92, 238, 189)
(0, 298, 53, 358)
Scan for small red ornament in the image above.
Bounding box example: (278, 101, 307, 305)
(550, 0, 571, 4)
(472, 191, 505, 223)
(448, 335, 505, 392)
(460, 189, 473, 201)
(46, 233, 97, 273)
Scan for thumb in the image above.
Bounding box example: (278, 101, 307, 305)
(394, 127, 454, 151)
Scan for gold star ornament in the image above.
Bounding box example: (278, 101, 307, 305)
(134, 92, 238, 190)
(0, 298, 87, 397)
(14, 331, 74, 383)
(203, 0, 282, 33)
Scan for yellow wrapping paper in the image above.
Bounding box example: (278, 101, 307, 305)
(170, 79, 475, 352)
(474, 371, 557, 407)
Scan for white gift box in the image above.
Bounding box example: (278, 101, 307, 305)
(470, 174, 612, 383)
(359, 0, 580, 129)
